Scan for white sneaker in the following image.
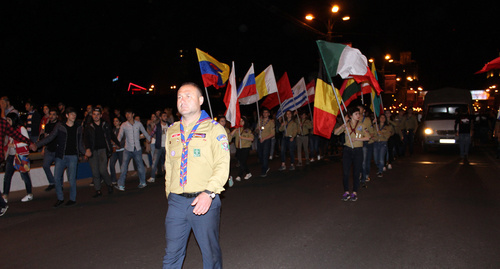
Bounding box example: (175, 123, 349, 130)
(244, 173, 252, 180)
(388, 164, 392, 169)
(21, 194, 33, 202)
(310, 158, 315, 163)
(269, 156, 273, 160)
(147, 177, 155, 183)
(2, 195, 7, 203)
(235, 176, 242, 181)
(383, 166, 387, 172)
(317, 155, 321, 161)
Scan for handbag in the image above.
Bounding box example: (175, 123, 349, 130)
(13, 153, 30, 172)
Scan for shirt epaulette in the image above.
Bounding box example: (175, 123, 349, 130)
(211, 120, 218, 125)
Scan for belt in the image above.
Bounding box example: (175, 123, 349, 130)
(176, 192, 202, 198)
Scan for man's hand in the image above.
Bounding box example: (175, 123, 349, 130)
(191, 192, 213, 215)
(85, 149, 92, 158)
(29, 143, 38, 151)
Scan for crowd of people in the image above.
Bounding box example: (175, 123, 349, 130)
(1, 91, 499, 217)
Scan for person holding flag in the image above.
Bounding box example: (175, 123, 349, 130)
(278, 110, 298, 171)
(334, 106, 370, 202)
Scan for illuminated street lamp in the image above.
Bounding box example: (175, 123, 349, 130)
(305, 4, 350, 41)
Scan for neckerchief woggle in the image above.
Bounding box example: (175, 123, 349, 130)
(179, 110, 211, 188)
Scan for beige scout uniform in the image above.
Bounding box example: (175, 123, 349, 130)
(339, 121, 367, 148)
(279, 120, 298, 138)
(233, 128, 254, 149)
(360, 117, 375, 144)
(375, 123, 394, 142)
(402, 115, 418, 133)
(258, 119, 275, 140)
(164, 119, 230, 198)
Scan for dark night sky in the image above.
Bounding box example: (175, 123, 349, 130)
(1, 0, 499, 113)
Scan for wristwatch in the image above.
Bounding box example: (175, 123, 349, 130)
(204, 190, 216, 199)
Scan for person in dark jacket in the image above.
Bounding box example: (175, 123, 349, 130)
(148, 112, 170, 183)
(31, 107, 84, 208)
(84, 107, 121, 197)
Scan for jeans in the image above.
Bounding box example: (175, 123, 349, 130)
(281, 137, 296, 165)
(361, 142, 374, 182)
(257, 139, 271, 174)
(88, 148, 112, 191)
(269, 137, 276, 158)
(118, 149, 146, 187)
(373, 141, 388, 173)
(163, 194, 222, 269)
(109, 150, 123, 183)
(458, 133, 471, 158)
(54, 155, 78, 201)
(151, 147, 166, 178)
(3, 155, 33, 195)
(342, 147, 363, 193)
(42, 150, 56, 185)
(309, 134, 319, 157)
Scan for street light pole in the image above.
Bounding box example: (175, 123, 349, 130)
(305, 4, 350, 41)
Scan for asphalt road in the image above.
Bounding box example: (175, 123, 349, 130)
(2, 143, 500, 269)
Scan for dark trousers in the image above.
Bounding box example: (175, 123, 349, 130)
(342, 146, 363, 193)
(42, 150, 56, 185)
(257, 139, 271, 174)
(403, 130, 415, 155)
(236, 147, 250, 177)
(280, 137, 296, 164)
(163, 194, 222, 269)
(89, 148, 112, 191)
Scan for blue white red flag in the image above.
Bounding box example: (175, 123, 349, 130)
(223, 62, 240, 128)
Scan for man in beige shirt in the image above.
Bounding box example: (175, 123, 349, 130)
(163, 82, 229, 269)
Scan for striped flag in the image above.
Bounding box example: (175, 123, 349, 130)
(276, 78, 308, 118)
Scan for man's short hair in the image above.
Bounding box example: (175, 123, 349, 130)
(179, 82, 203, 96)
(124, 109, 134, 114)
(66, 107, 77, 115)
(49, 107, 59, 114)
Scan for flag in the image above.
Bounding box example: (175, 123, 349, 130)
(196, 48, 230, 89)
(276, 78, 308, 118)
(339, 78, 362, 108)
(313, 61, 341, 139)
(239, 65, 278, 105)
(237, 64, 257, 100)
(305, 79, 315, 104)
(223, 62, 240, 128)
(316, 40, 368, 79)
(261, 72, 293, 110)
(369, 62, 383, 117)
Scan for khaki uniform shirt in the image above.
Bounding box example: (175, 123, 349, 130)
(389, 117, 403, 137)
(257, 118, 275, 140)
(233, 128, 254, 149)
(297, 119, 313, 136)
(375, 123, 394, 142)
(279, 119, 298, 137)
(164, 117, 230, 198)
(341, 121, 367, 148)
(360, 117, 375, 144)
(402, 115, 418, 132)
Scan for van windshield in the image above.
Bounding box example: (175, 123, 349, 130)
(425, 104, 468, 120)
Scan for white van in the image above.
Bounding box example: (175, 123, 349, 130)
(421, 87, 473, 151)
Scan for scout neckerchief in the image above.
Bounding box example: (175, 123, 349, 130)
(348, 120, 359, 136)
(179, 110, 211, 188)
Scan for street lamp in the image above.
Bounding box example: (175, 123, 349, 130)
(305, 4, 350, 41)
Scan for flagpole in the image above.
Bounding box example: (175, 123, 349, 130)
(256, 102, 261, 138)
(204, 88, 214, 118)
(304, 83, 314, 122)
(371, 91, 379, 137)
(331, 82, 354, 148)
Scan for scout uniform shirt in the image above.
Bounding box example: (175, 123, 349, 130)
(360, 116, 375, 144)
(297, 119, 313, 135)
(375, 122, 394, 142)
(279, 119, 298, 138)
(258, 118, 275, 140)
(342, 121, 367, 148)
(233, 128, 254, 149)
(164, 110, 230, 198)
(402, 114, 418, 133)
